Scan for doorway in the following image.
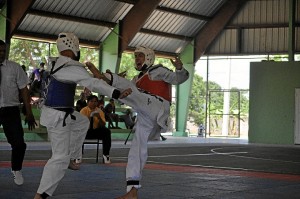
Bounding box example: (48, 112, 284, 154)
(294, 88, 300, 144)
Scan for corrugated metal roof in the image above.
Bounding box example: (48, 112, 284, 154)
(129, 32, 190, 54)
(144, 10, 206, 36)
(18, 15, 111, 42)
(160, 0, 225, 16)
(32, 0, 132, 22)
(232, 0, 289, 25)
(207, 0, 298, 55)
(136, 0, 226, 53)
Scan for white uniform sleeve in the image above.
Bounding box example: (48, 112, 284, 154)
(51, 57, 116, 98)
(148, 65, 189, 85)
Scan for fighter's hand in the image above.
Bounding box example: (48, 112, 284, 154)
(170, 56, 183, 70)
(118, 71, 127, 78)
(85, 61, 95, 69)
(25, 114, 37, 131)
(119, 88, 132, 99)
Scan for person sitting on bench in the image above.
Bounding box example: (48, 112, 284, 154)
(80, 95, 112, 164)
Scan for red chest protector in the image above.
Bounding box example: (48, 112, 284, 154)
(136, 73, 172, 102)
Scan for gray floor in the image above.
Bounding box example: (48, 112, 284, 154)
(1, 136, 300, 199)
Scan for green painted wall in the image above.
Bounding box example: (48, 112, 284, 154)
(100, 25, 120, 73)
(249, 61, 300, 145)
(173, 42, 194, 137)
(0, 2, 7, 40)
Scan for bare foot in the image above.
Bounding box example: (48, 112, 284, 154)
(33, 193, 42, 199)
(115, 187, 138, 199)
(68, 159, 80, 170)
(34, 193, 49, 199)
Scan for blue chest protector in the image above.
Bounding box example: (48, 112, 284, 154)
(44, 76, 76, 108)
(43, 62, 77, 108)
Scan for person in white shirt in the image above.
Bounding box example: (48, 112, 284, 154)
(0, 40, 36, 186)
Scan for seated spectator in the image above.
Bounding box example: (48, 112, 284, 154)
(104, 98, 119, 129)
(119, 109, 135, 129)
(97, 98, 105, 110)
(75, 92, 87, 112)
(80, 95, 112, 164)
(29, 62, 45, 96)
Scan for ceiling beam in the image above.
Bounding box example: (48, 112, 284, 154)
(113, 0, 137, 4)
(119, 0, 161, 52)
(139, 28, 193, 41)
(7, 0, 35, 38)
(194, 0, 247, 63)
(115, 0, 211, 21)
(28, 9, 189, 41)
(226, 23, 300, 29)
(13, 30, 100, 48)
(125, 46, 177, 58)
(15, 28, 191, 48)
(156, 6, 211, 21)
(28, 9, 116, 28)
(29, 9, 298, 31)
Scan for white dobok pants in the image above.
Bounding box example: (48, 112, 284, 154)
(37, 107, 89, 196)
(111, 74, 171, 191)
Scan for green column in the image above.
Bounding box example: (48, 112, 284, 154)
(99, 25, 121, 73)
(173, 42, 195, 137)
(0, 2, 7, 40)
(288, 0, 295, 61)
